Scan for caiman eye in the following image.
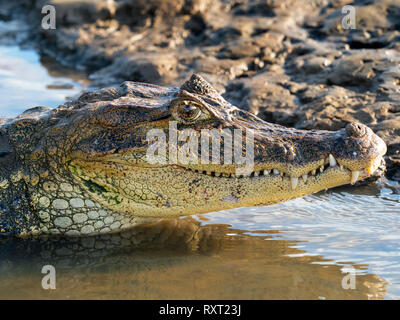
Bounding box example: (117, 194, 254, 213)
(171, 100, 203, 123)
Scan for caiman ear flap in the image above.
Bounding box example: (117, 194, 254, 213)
(180, 74, 220, 96)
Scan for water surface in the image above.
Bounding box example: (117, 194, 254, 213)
(0, 45, 88, 117)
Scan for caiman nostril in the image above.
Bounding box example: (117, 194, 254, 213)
(346, 122, 368, 138)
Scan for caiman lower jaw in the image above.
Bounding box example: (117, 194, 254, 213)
(182, 153, 384, 190)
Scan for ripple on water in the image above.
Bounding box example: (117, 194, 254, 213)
(200, 183, 400, 298)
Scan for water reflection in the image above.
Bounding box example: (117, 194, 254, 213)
(0, 217, 387, 299)
(0, 45, 89, 117)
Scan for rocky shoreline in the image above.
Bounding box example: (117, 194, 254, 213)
(1, 0, 400, 180)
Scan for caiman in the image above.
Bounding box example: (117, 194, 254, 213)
(0, 74, 386, 237)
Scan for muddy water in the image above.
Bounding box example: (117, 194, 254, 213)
(0, 41, 399, 300)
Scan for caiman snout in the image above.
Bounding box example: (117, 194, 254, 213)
(340, 122, 386, 160)
(346, 122, 369, 138)
(329, 122, 387, 184)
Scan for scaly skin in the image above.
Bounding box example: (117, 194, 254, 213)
(0, 74, 386, 237)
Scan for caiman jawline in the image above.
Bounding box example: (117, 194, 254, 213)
(182, 153, 383, 190)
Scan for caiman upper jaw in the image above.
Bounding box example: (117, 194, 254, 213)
(177, 119, 387, 190)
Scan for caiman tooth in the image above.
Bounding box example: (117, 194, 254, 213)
(351, 170, 360, 184)
(329, 154, 337, 167)
(340, 164, 344, 170)
(215, 172, 221, 177)
(263, 170, 270, 176)
(366, 161, 378, 174)
(290, 177, 298, 190)
(273, 169, 280, 175)
(311, 169, 316, 175)
(302, 174, 308, 182)
(254, 171, 259, 177)
(319, 166, 324, 173)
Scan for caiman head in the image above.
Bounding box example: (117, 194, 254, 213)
(2, 74, 386, 236)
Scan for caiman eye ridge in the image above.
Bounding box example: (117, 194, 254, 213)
(184, 154, 380, 190)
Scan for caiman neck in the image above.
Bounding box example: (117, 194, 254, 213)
(0, 153, 39, 237)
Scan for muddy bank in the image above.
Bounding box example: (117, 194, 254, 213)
(2, 0, 400, 180)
